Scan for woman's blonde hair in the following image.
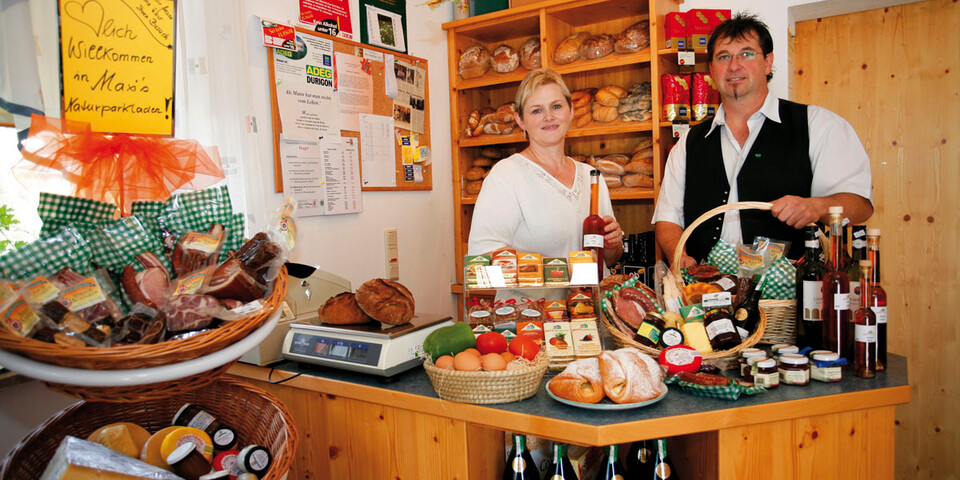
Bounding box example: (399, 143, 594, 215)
(515, 69, 572, 118)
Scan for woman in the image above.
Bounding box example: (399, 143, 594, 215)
(467, 69, 623, 274)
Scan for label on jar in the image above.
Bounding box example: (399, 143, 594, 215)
(714, 277, 736, 291)
(871, 306, 888, 324)
(660, 328, 684, 347)
(247, 448, 271, 470)
(812, 365, 842, 382)
(705, 318, 736, 340)
(583, 234, 604, 248)
(802, 281, 823, 321)
(469, 310, 492, 320)
(754, 371, 780, 388)
(779, 367, 810, 385)
(495, 306, 516, 316)
(186, 409, 216, 431)
(637, 322, 662, 344)
(833, 293, 850, 311)
(855, 324, 877, 343)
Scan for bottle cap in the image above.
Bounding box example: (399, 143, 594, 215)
(807, 349, 832, 359)
(238, 445, 273, 475)
(779, 353, 810, 365)
(867, 228, 881, 236)
(590, 169, 600, 176)
(828, 206, 844, 214)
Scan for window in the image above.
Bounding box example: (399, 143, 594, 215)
(0, 127, 41, 252)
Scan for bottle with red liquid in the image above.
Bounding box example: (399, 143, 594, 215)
(845, 225, 868, 309)
(867, 228, 887, 371)
(854, 260, 877, 378)
(796, 224, 826, 350)
(822, 206, 852, 358)
(582, 169, 605, 282)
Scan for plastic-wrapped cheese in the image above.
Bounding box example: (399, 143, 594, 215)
(40, 436, 185, 480)
(681, 322, 713, 353)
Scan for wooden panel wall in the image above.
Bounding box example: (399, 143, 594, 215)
(792, 1, 960, 478)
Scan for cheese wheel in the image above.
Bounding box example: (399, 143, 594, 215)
(160, 427, 214, 463)
(88, 424, 139, 457)
(88, 423, 149, 457)
(141, 426, 181, 470)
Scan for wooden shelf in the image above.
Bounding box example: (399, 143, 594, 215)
(657, 47, 708, 56)
(458, 132, 526, 147)
(460, 195, 478, 205)
(658, 119, 708, 128)
(552, 49, 651, 76)
(611, 188, 655, 200)
(568, 119, 654, 137)
(456, 70, 529, 90)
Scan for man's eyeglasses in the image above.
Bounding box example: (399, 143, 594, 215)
(713, 51, 761, 64)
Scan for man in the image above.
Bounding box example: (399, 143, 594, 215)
(653, 13, 873, 267)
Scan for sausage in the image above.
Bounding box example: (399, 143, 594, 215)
(619, 286, 658, 314)
(678, 371, 731, 386)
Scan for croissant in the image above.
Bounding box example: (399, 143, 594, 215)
(547, 357, 605, 404)
(598, 348, 666, 404)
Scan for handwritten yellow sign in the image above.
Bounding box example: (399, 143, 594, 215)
(58, 0, 176, 135)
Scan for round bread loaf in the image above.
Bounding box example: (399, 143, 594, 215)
(518, 38, 541, 70)
(480, 147, 503, 159)
(579, 33, 615, 60)
(465, 166, 486, 181)
(491, 44, 520, 73)
(604, 154, 630, 165)
(466, 179, 483, 195)
(604, 175, 623, 189)
(459, 44, 491, 79)
(614, 20, 650, 54)
(356, 279, 416, 325)
(554, 32, 590, 65)
(318, 292, 375, 325)
(472, 157, 493, 167)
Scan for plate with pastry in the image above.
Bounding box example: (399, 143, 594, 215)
(545, 349, 668, 410)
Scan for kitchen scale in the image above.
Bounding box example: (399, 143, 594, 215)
(282, 313, 454, 377)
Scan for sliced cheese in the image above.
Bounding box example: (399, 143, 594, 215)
(140, 426, 180, 470)
(681, 322, 713, 353)
(159, 427, 214, 463)
(40, 436, 183, 480)
(87, 424, 138, 457)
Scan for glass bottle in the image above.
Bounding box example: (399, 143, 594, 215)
(625, 439, 656, 478)
(504, 434, 540, 480)
(853, 260, 877, 378)
(796, 225, 826, 350)
(582, 169, 605, 281)
(821, 207, 851, 358)
(636, 311, 667, 348)
(734, 276, 765, 336)
(867, 228, 888, 371)
(840, 220, 853, 271)
(650, 438, 677, 479)
(594, 444, 626, 480)
(845, 225, 867, 309)
(542, 443, 576, 480)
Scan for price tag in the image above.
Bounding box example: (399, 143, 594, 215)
(672, 123, 690, 139)
(702, 292, 733, 309)
(677, 51, 696, 65)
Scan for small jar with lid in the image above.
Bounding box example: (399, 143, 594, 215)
(810, 351, 843, 382)
(778, 354, 811, 386)
(752, 358, 779, 388)
(739, 348, 766, 380)
(636, 311, 666, 348)
(771, 344, 799, 358)
(807, 349, 833, 359)
(703, 309, 740, 351)
(173, 404, 238, 452)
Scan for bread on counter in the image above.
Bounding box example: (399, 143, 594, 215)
(547, 357, 605, 404)
(356, 279, 416, 325)
(318, 292, 375, 325)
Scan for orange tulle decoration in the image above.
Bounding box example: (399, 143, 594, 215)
(16, 115, 225, 216)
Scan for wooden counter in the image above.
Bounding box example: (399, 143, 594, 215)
(228, 354, 909, 479)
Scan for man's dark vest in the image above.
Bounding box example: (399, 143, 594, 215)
(683, 99, 811, 262)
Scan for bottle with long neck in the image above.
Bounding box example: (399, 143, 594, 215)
(625, 439, 656, 478)
(594, 444, 626, 480)
(796, 225, 826, 349)
(845, 225, 867, 309)
(840, 221, 853, 270)
(542, 443, 576, 480)
(867, 228, 888, 371)
(582, 170, 605, 282)
(854, 260, 877, 378)
(821, 207, 852, 357)
(504, 434, 540, 480)
(650, 438, 677, 479)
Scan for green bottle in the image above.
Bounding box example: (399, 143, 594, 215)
(594, 444, 627, 480)
(651, 439, 678, 479)
(625, 439, 656, 478)
(542, 442, 576, 480)
(504, 434, 540, 480)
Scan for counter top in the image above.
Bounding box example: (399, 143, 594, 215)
(229, 354, 910, 445)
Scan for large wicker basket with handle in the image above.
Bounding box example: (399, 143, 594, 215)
(0, 377, 298, 480)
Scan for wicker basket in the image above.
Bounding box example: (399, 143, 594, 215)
(758, 299, 796, 344)
(0, 377, 298, 480)
(423, 353, 549, 404)
(0, 267, 287, 370)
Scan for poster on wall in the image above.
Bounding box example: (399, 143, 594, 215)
(360, 0, 406, 54)
(273, 34, 342, 142)
(57, 0, 177, 135)
(299, 0, 354, 40)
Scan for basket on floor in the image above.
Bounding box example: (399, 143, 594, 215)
(423, 352, 548, 404)
(0, 377, 298, 480)
(0, 267, 287, 370)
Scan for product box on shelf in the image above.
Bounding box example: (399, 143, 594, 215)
(665, 12, 687, 49)
(687, 9, 731, 48)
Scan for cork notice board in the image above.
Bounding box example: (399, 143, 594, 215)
(268, 28, 431, 192)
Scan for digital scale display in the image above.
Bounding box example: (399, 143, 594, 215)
(289, 333, 382, 366)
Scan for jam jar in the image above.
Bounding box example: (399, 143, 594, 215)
(807, 349, 833, 359)
(771, 344, 799, 358)
(739, 348, 766, 379)
(636, 312, 667, 348)
(778, 353, 811, 385)
(811, 351, 843, 382)
(703, 309, 740, 351)
(753, 358, 779, 388)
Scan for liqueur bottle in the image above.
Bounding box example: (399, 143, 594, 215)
(582, 169, 606, 281)
(650, 439, 677, 479)
(840, 220, 853, 270)
(867, 228, 888, 371)
(821, 207, 852, 358)
(796, 225, 826, 349)
(845, 225, 868, 309)
(734, 276, 765, 336)
(594, 444, 627, 480)
(853, 260, 877, 378)
(542, 443, 576, 480)
(625, 439, 656, 478)
(504, 434, 540, 480)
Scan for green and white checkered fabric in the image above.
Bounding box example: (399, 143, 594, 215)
(131, 200, 164, 239)
(664, 374, 766, 400)
(37, 193, 117, 238)
(156, 186, 245, 258)
(0, 227, 93, 280)
(87, 216, 170, 272)
(761, 257, 795, 300)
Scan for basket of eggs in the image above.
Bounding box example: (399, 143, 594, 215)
(421, 322, 548, 404)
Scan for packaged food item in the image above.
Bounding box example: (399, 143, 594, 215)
(494, 299, 519, 325)
(778, 353, 811, 386)
(687, 9, 730, 48)
(544, 321, 574, 362)
(40, 436, 184, 480)
(517, 314, 544, 345)
(543, 257, 570, 285)
(544, 299, 567, 320)
(664, 12, 687, 49)
(171, 225, 226, 277)
(567, 290, 596, 320)
(237, 445, 272, 476)
(692, 73, 720, 121)
(570, 319, 601, 358)
(490, 248, 518, 287)
(464, 254, 491, 288)
(173, 404, 239, 453)
(167, 442, 213, 480)
(661, 74, 691, 122)
(658, 345, 702, 374)
(517, 252, 544, 287)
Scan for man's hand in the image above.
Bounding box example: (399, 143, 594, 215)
(676, 254, 697, 269)
(770, 195, 823, 229)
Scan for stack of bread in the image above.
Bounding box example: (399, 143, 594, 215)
(458, 39, 542, 79)
(317, 278, 415, 326)
(574, 137, 654, 191)
(463, 147, 504, 195)
(552, 20, 650, 66)
(547, 347, 667, 404)
(618, 81, 652, 122)
(464, 102, 518, 138)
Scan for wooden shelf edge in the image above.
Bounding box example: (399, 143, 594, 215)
(568, 120, 654, 137)
(459, 133, 527, 146)
(456, 71, 530, 91)
(657, 47, 708, 56)
(658, 119, 708, 128)
(611, 190, 655, 200)
(451, 283, 464, 294)
(553, 50, 652, 75)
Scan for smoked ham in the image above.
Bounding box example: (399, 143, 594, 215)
(204, 259, 265, 303)
(121, 252, 171, 309)
(163, 294, 219, 332)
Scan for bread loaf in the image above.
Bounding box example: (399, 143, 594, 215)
(483, 122, 514, 135)
(622, 173, 653, 188)
(604, 154, 630, 165)
(481, 147, 503, 159)
(491, 44, 520, 73)
(459, 44, 490, 79)
(604, 175, 623, 188)
(573, 104, 591, 119)
(592, 104, 618, 122)
(554, 32, 590, 65)
(579, 33, 615, 59)
(472, 157, 493, 167)
(595, 159, 625, 176)
(624, 161, 653, 175)
(547, 357, 605, 403)
(598, 348, 666, 404)
(518, 38, 541, 70)
(633, 136, 654, 152)
(466, 179, 483, 195)
(614, 20, 650, 54)
(356, 279, 415, 325)
(318, 292, 375, 325)
(465, 166, 486, 181)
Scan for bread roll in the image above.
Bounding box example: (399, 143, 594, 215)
(472, 157, 493, 168)
(467, 111, 481, 129)
(579, 33, 615, 59)
(518, 38, 541, 70)
(592, 104, 618, 123)
(575, 113, 593, 128)
(571, 89, 595, 108)
(631, 149, 653, 162)
(547, 357, 605, 403)
(621, 109, 651, 122)
(622, 173, 653, 188)
(356, 279, 415, 325)
(491, 44, 520, 73)
(604, 154, 630, 165)
(614, 20, 650, 54)
(573, 104, 591, 119)
(633, 136, 654, 152)
(554, 32, 590, 65)
(604, 175, 623, 188)
(595, 85, 628, 106)
(598, 348, 666, 404)
(481, 147, 503, 159)
(624, 161, 653, 175)
(318, 292, 374, 325)
(595, 159, 625, 176)
(465, 166, 486, 181)
(459, 44, 491, 79)
(483, 122, 514, 135)
(466, 179, 483, 195)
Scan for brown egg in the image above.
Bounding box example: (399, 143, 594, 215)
(462, 348, 482, 357)
(480, 353, 507, 371)
(453, 351, 482, 371)
(500, 351, 516, 364)
(434, 355, 455, 370)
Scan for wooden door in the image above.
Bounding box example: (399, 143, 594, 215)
(793, 1, 959, 478)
